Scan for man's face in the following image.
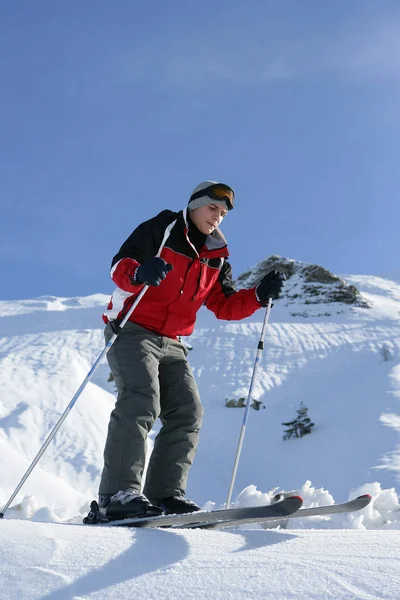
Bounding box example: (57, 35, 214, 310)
(189, 203, 227, 235)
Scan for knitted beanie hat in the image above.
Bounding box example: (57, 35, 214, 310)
(188, 180, 234, 212)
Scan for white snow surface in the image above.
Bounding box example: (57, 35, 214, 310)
(1, 269, 400, 599)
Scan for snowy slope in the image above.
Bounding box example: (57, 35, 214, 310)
(1, 519, 399, 600)
(1, 265, 400, 599)
(1, 268, 400, 512)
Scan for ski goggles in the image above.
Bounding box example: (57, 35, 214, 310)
(189, 183, 235, 210)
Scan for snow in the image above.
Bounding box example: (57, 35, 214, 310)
(1, 269, 400, 598)
(1, 520, 399, 600)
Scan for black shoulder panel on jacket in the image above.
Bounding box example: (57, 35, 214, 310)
(217, 260, 237, 297)
(164, 211, 198, 260)
(111, 210, 178, 268)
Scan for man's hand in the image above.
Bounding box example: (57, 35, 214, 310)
(136, 257, 173, 286)
(256, 269, 286, 305)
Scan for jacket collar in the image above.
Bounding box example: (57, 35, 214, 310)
(181, 207, 228, 254)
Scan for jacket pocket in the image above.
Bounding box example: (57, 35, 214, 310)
(192, 259, 222, 301)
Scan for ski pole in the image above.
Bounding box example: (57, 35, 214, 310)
(0, 220, 176, 519)
(225, 297, 273, 509)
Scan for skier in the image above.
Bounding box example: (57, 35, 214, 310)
(98, 180, 285, 520)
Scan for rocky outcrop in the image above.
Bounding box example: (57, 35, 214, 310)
(236, 255, 370, 316)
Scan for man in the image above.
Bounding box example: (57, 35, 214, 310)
(98, 180, 285, 520)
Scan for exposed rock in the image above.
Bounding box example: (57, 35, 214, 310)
(236, 255, 296, 287)
(236, 255, 370, 314)
(303, 265, 340, 284)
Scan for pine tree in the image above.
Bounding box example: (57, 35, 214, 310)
(282, 402, 315, 440)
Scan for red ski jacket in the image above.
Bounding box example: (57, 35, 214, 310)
(103, 208, 261, 338)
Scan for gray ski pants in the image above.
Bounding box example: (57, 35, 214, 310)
(99, 321, 203, 501)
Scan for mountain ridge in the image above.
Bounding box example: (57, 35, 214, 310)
(236, 255, 371, 317)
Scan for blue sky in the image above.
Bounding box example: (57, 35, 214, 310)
(1, 1, 400, 301)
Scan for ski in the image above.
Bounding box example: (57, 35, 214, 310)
(192, 493, 372, 530)
(85, 495, 303, 529)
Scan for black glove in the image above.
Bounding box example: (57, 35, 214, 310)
(256, 269, 286, 304)
(135, 257, 173, 286)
